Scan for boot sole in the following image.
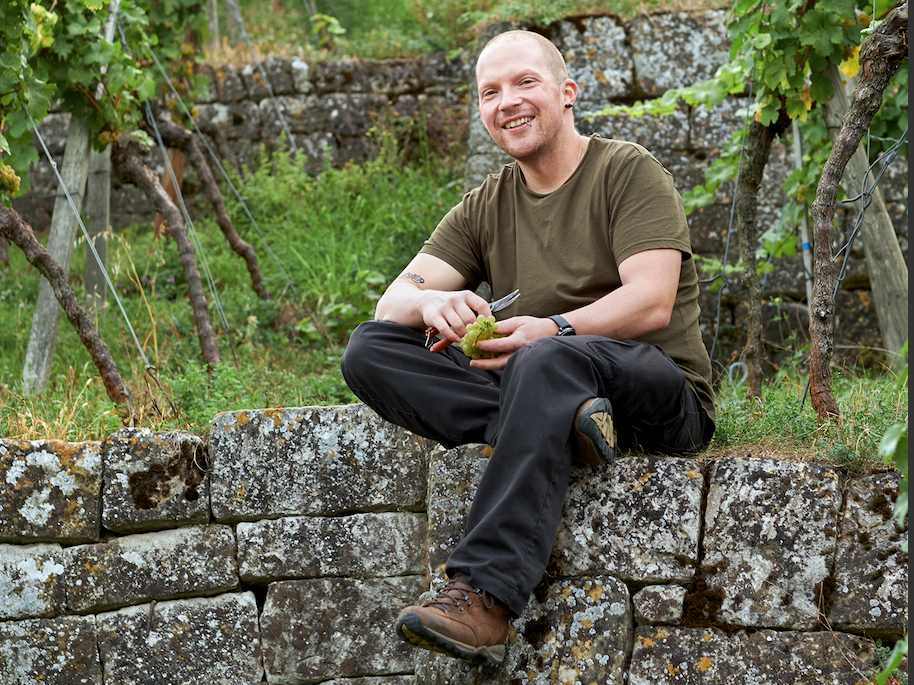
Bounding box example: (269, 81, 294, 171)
(574, 399, 618, 466)
(396, 612, 505, 665)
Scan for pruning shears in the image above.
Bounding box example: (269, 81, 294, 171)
(425, 288, 521, 353)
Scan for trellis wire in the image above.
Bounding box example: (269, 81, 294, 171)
(137, 32, 298, 295)
(703, 72, 756, 364)
(144, 100, 239, 366)
(222, 0, 299, 156)
(799, 124, 907, 409)
(18, 95, 154, 375)
(831, 126, 907, 296)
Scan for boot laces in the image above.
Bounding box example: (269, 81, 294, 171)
(426, 575, 496, 613)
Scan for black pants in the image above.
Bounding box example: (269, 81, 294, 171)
(341, 320, 712, 617)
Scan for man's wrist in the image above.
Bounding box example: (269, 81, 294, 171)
(547, 315, 576, 336)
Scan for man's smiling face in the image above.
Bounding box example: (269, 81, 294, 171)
(476, 36, 570, 164)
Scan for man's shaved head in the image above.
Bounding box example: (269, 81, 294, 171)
(476, 30, 569, 85)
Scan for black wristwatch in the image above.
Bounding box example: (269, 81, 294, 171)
(548, 314, 576, 336)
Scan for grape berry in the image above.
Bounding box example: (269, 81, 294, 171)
(0, 165, 21, 195)
(460, 315, 503, 360)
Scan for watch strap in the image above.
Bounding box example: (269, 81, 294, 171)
(548, 314, 576, 336)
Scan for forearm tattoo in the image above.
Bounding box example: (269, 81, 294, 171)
(399, 272, 425, 284)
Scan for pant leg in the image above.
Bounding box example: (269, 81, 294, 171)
(340, 320, 503, 448)
(446, 335, 710, 617)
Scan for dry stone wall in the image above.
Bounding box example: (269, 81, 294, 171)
(0, 404, 907, 684)
(12, 53, 471, 234)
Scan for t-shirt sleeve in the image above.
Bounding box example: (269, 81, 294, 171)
(419, 193, 487, 288)
(608, 151, 693, 265)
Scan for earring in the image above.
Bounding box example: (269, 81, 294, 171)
(565, 103, 573, 109)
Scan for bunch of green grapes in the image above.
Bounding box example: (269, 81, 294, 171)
(460, 315, 503, 360)
(0, 165, 21, 195)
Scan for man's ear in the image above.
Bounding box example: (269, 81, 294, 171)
(562, 79, 579, 107)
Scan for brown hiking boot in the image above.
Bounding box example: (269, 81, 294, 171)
(573, 397, 618, 465)
(395, 574, 510, 665)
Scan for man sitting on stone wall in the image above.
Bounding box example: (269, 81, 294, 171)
(340, 29, 715, 666)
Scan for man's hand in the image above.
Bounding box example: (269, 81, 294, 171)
(420, 290, 493, 345)
(468, 316, 557, 370)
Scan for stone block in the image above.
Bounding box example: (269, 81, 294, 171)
(196, 101, 262, 140)
(414, 575, 633, 684)
(681, 203, 732, 255)
(294, 132, 336, 169)
(290, 57, 312, 95)
(550, 456, 704, 583)
(96, 593, 263, 685)
(580, 106, 690, 152)
(426, 443, 491, 579)
(464, 152, 512, 191)
(209, 404, 429, 522)
(241, 55, 295, 99)
(261, 576, 426, 682)
(262, 93, 386, 139)
(633, 585, 688, 625)
(629, 11, 731, 96)
(555, 17, 635, 102)
(314, 59, 373, 94)
(66, 524, 238, 613)
(828, 471, 908, 639)
(0, 615, 101, 684)
(237, 512, 426, 582)
(210, 64, 247, 102)
(628, 626, 877, 685)
(323, 679, 415, 685)
(0, 543, 67, 620)
(102, 428, 208, 534)
(688, 96, 744, 150)
(420, 52, 471, 89)
(365, 59, 423, 96)
(657, 151, 718, 199)
(702, 457, 841, 629)
(0, 439, 101, 543)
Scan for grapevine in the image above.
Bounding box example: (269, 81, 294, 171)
(460, 314, 504, 360)
(0, 164, 22, 195)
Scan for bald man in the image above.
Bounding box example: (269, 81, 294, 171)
(341, 30, 715, 665)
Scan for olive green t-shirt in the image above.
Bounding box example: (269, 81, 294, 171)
(420, 135, 715, 422)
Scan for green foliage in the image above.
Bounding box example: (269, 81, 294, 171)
(222, 0, 430, 59)
(0, 121, 465, 437)
(0, 0, 211, 199)
(309, 13, 346, 52)
(220, 130, 463, 346)
(712, 363, 908, 469)
(457, 0, 730, 49)
(588, 0, 907, 287)
(874, 636, 909, 685)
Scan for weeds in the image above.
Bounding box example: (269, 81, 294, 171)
(0, 126, 463, 439)
(210, 0, 733, 61)
(709, 364, 908, 470)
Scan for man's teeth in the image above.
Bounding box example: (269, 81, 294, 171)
(505, 117, 532, 129)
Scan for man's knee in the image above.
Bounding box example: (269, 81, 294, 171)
(341, 320, 390, 386)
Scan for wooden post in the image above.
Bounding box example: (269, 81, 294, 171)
(153, 147, 186, 237)
(207, 0, 220, 51)
(83, 145, 111, 317)
(22, 114, 92, 395)
(22, 0, 121, 395)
